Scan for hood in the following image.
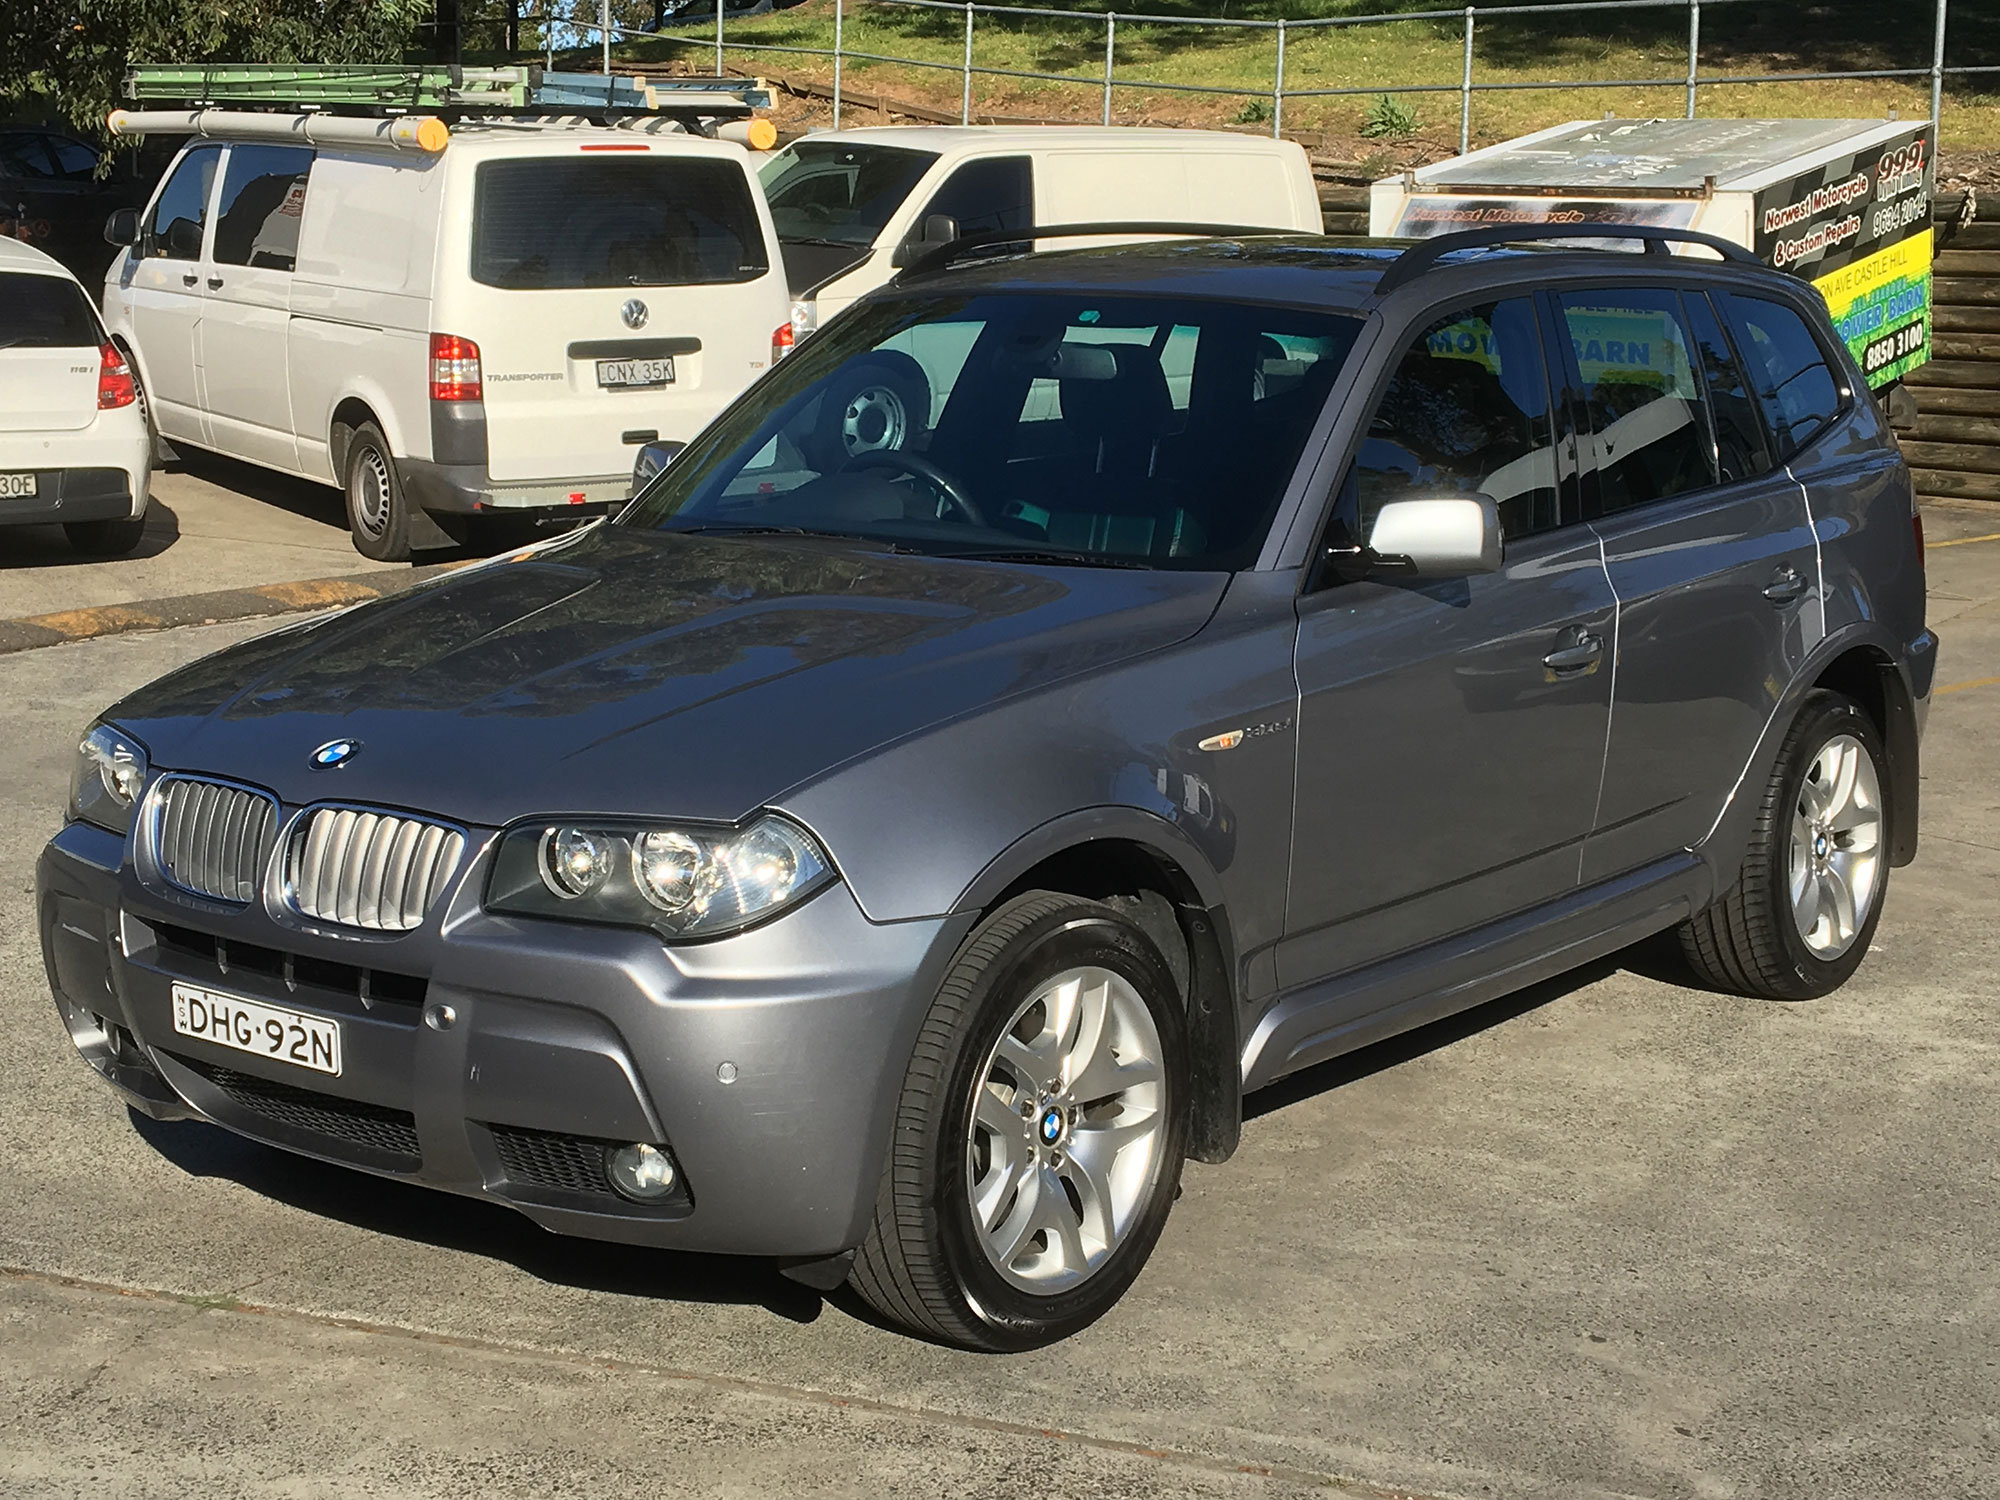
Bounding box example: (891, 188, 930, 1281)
(108, 524, 1227, 828)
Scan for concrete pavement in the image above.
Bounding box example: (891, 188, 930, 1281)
(0, 451, 382, 622)
(0, 507, 1997, 1499)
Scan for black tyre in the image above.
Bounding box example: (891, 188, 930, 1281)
(809, 353, 930, 472)
(1679, 690, 1890, 1000)
(849, 891, 1189, 1351)
(342, 420, 412, 562)
(64, 513, 148, 557)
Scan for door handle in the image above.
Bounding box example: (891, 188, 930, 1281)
(1543, 629, 1605, 672)
(1763, 565, 1809, 604)
(206, 276, 224, 290)
(180, 272, 198, 287)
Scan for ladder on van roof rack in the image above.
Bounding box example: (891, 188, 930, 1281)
(123, 63, 773, 118)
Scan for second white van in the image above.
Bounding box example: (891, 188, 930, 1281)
(103, 118, 791, 559)
(760, 127, 1324, 334)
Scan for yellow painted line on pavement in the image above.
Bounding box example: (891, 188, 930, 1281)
(1930, 530, 2000, 550)
(0, 561, 472, 656)
(1936, 674, 2000, 697)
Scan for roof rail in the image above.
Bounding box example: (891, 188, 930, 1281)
(1375, 223, 1759, 295)
(895, 221, 1298, 282)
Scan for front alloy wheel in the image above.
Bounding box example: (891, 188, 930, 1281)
(850, 891, 1188, 1350)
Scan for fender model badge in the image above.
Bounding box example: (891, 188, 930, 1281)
(310, 739, 360, 769)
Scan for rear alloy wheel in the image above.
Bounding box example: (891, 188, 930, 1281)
(849, 891, 1188, 1350)
(343, 420, 412, 562)
(1679, 690, 1890, 1000)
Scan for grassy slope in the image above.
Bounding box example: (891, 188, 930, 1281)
(596, 0, 1999, 152)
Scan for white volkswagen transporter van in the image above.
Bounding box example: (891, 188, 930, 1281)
(102, 120, 790, 559)
(760, 127, 1324, 334)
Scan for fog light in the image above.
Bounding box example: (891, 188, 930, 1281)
(605, 1142, 677, 1203)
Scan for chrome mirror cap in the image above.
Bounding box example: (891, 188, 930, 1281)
(1367, 495, 1504, 578)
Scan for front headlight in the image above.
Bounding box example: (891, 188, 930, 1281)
(70, 722, 149, 836)
(486, 813, 834, 940)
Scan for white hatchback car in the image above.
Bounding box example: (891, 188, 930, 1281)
(0, 235, 151, 556)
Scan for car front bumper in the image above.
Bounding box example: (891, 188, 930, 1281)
(39, 818, 974, 1259)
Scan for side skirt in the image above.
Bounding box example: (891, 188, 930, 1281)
(1239, 852, 1707, 1094)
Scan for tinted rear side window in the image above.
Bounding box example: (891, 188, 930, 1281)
(0, 273, 99, 348)
(1560, 288, 1717, 515)
(1725, 293, 1844, 459)
(471, 157, 769, 289)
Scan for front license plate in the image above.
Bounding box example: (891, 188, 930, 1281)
(597, 357, 674, 388)
(171, 981, 342, 1077)
(0, 472, 37, 499)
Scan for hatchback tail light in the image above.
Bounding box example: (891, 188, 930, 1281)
(429, 333, 482, 401)
(771, 322, 795, 363)
(97, 341, 137, 410)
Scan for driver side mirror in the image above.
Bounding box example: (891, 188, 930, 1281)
(890, 215, 961, 269)
(104, 207, 140, 248)
(1354, 495, 1504, 579)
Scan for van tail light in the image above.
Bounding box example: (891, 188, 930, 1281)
(429, 333, 483, 401)
(771, 322, 795, 363)
(97, 341, 137, 410)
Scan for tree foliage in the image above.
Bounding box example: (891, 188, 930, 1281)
(1, 0, 432, 135)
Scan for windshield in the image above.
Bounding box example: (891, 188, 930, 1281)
(471, 157, 768, 290)
(622, 291, 1362, 570)
(759, 142, 939, 248)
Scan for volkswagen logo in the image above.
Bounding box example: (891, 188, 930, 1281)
(620, 298, 649, 330)
(310, 739, 360, 770)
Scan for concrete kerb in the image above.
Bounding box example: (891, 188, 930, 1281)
(0, 563, 467, 657)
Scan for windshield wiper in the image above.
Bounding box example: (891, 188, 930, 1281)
(939, 547, 1152, 570)
(779, 235, 869, 250)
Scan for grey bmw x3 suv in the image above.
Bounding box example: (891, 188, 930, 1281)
(40, 224, 1933, 1349)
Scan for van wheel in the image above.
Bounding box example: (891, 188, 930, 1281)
(1678, 690, 1889, 1000)
(848, 891, 1188, 1350)
(810, 354, 929, 472)
(65, 513, 148, 557)
(343, 421, 412, 562)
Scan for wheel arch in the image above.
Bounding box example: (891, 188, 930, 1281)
(951, 815, 1241, 1164)
(327, 396, 385, 479)
(1810, 641, 1920, 867)
(1703, 625, 1922, 881)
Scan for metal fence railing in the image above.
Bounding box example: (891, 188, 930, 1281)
(534, 0, 1993, 152)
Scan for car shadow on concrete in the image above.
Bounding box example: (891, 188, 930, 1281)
(126, 1110, 831, 1327)
(0, 498, 183, 572)
(168, 448, 351, 534)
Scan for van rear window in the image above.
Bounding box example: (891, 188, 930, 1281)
(0, 273, 99, 348)
(470, 157, 769, 290)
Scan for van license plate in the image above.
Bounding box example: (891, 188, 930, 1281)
(0, 472, 37, 499)
(171, 981, 342, 1077)
(597, 358, 674, 388)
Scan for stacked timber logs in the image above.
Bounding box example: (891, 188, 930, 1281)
(1907, 193, 2000, 507)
